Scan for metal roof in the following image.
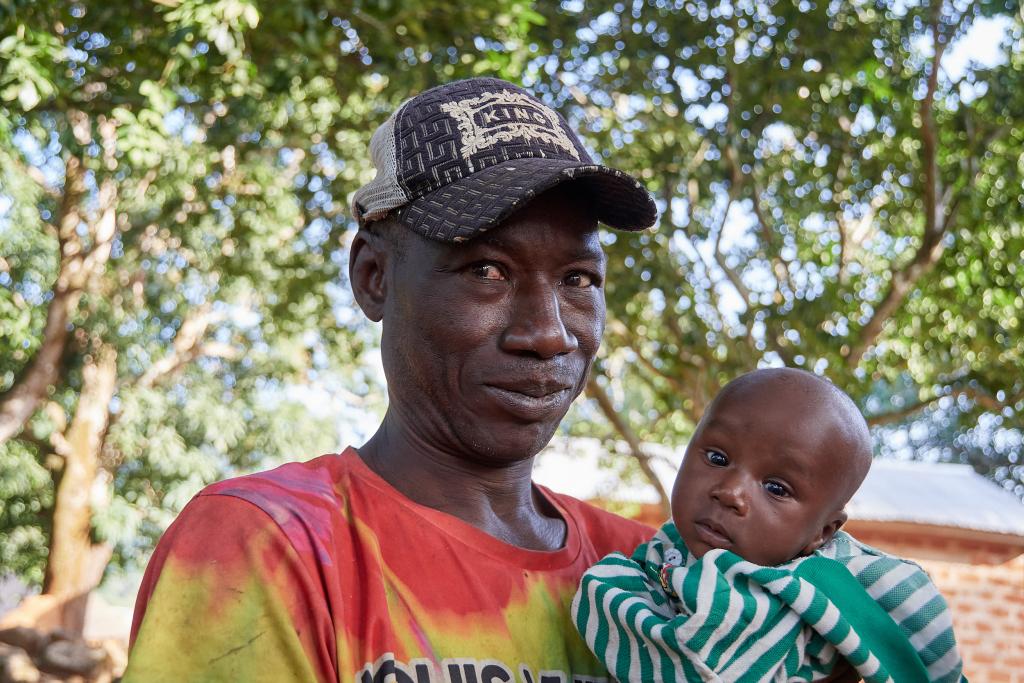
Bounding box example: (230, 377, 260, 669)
(845, 459, 1024, 538)
(534, 438, 1024, 539)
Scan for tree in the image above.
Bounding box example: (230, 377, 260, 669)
(524, 0, 1024, 508)
(0, 0, 544, 632)
(4, 0, 1022, 636)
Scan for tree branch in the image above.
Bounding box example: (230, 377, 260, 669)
(847, 192, 887, 252)
(845, 7, 951, 368)
(711, 194, 752, 304)
(0, 118, 124, 445)
(605, 318, 704, 423)
(867, 384, 1024, 426)
(135, 308, 209, 389)
(674, 227, 727, 327)
(0, 156, 88, 445)
(749, 186, 795, 298)
(6, 152, 61, 199)
(585, 375, 670, 515)
(13, 430, 72, 459)
(132, 308, 238, 390)
(866, 395, 944, 427)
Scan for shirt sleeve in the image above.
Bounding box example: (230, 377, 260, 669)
(123, 494, 337, 683)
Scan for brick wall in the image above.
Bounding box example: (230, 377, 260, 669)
(840, 523, 1024, 683)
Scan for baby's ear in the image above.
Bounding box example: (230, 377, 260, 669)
(801, 510, 848, 556)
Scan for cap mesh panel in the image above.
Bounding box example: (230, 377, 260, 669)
(351, 104, 409, 224)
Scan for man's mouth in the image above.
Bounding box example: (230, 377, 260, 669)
(481, 381, 573, 419)
(486, 378, 573, 398)
(694, 519, 733, 548)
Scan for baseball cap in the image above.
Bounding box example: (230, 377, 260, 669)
(351, 77, 657, 243)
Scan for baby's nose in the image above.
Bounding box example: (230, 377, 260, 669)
(711, 479, 749, 515)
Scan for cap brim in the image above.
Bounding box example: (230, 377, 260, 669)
(395, 158, 657, 243)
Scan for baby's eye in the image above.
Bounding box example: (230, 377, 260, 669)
(764, 480, 790, 497)
(705, 450, 728, 466)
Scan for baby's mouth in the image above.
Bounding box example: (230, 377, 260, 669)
(694, 519, 733, 548)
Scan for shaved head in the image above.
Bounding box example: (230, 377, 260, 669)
(672, 367, 874, 565)
(711, 367, 873, 504)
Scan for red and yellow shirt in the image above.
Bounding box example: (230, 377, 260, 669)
(124, 448, 651, 682)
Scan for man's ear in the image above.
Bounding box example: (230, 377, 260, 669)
(349, 230, 389, 322)
(801, 509, 848, 556)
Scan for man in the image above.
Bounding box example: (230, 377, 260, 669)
(124, 77, 658, 682)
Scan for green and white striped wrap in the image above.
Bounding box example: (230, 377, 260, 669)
(572, 523, 965, 682)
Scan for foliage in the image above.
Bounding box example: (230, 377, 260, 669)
(0, 0, 545, 587)
(2, 0, 1023, 592)
(530, 0, 1024, 498)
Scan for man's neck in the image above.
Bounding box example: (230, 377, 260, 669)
(356, 416, 567, 551)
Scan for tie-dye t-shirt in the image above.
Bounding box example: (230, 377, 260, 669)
(124, 448, 652, 683)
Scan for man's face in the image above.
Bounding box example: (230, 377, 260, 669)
(670, 385, 851, 566)
(379, 188, 606, 465)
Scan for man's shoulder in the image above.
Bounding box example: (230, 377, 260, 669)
(543, 487, 656, 556)
(129, 452, 358, 659)
(197, 451, 355, 524)
(204, 451, 345, 493)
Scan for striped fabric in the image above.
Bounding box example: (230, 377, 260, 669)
(571, 523, 965, 682)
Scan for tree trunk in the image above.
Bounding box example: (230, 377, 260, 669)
(1, 345, 117, 635)
(0, 157, 86, 444)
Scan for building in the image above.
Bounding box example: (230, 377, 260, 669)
(844, 460, 1024, 682)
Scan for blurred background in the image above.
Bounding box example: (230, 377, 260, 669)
(1, 0, 1022, 680)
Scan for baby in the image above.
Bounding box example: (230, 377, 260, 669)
(573, 368, 965, 683)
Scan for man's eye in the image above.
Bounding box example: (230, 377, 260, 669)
(564, 271, 595, 288)
(764, 480, 790, 497)
(471, 263, 505, 280)
(705, 450, 728, 466)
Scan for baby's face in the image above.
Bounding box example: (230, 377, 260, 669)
(671, 383, 855, 566)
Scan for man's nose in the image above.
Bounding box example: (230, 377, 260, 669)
(711, 476, 749, 516)
(499, 280, 578, 359)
